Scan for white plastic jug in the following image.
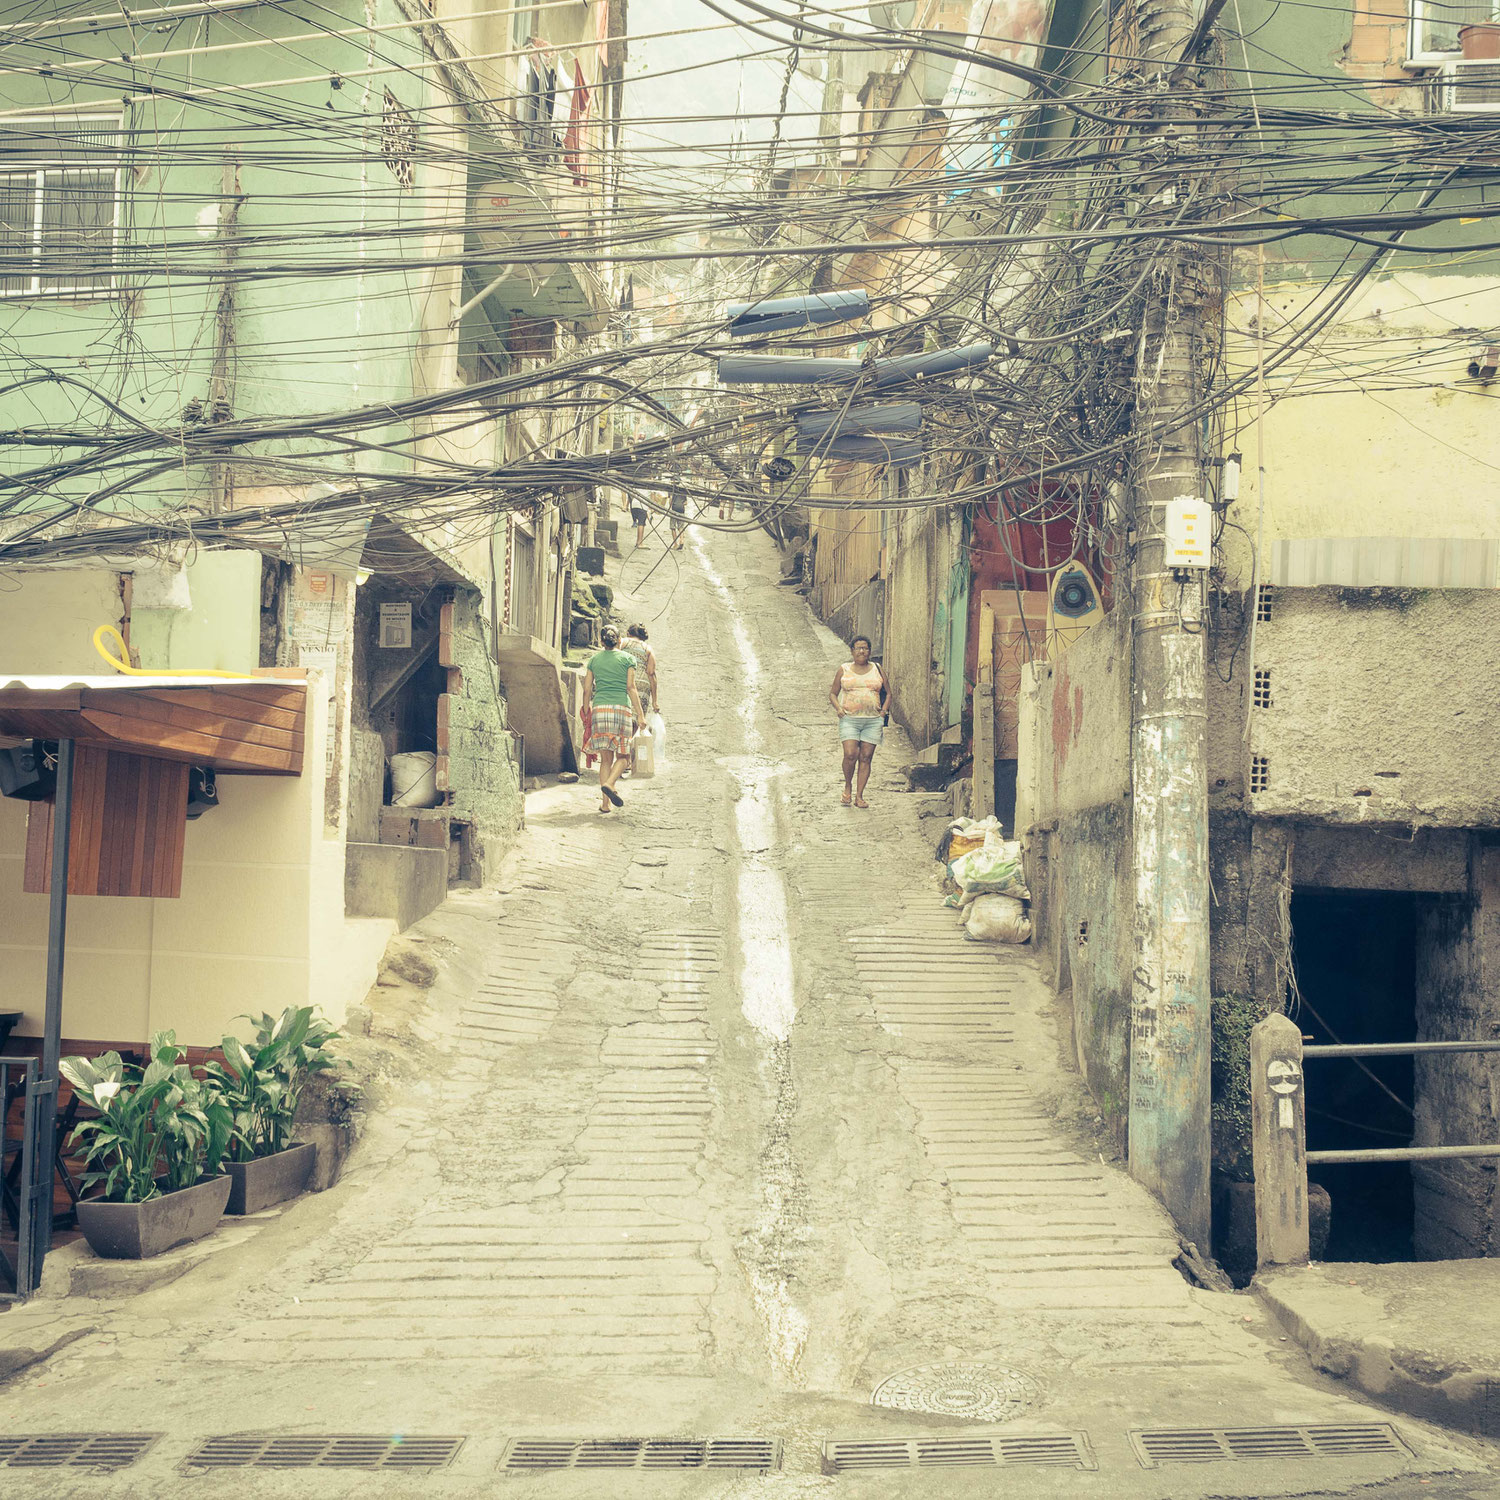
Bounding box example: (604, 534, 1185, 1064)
(630, 728, 656, 779)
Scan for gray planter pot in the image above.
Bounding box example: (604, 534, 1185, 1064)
(75, 1174, 231, 1260)
(224, 1142, 317, 1215)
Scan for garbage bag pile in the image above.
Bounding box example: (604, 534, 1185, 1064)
(937, 816, 1032, 944)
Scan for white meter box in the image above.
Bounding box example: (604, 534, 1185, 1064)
(1164, 496, 1210, 569)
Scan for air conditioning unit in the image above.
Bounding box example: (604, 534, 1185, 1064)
(1436, 59, 1500, 113)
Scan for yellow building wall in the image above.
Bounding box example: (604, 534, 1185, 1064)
(0, 570, 126, 674)
(1221, 272, 1500, 583)
(0, 679, 392, 1049)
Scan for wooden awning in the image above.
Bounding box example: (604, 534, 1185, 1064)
(0, 676, 306, 775)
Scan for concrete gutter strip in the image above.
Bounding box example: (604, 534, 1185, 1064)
(1257, 1261, 1500, 1441)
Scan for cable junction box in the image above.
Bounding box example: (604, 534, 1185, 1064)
(1164, 496, 1211, 569)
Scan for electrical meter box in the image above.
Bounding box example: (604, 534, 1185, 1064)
(1164, 496, 1211, 569)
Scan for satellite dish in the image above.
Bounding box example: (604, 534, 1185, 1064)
(869, 2, 917, 32)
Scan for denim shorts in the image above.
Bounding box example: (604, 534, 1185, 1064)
(839, 715, 884, 745)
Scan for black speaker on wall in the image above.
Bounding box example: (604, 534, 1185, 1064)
(0, 740, 55, 801)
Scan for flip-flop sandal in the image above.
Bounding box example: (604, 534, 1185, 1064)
(603, 786, 624, 807)
(853, 798, 869, 809)
(840, 791, 851, 806)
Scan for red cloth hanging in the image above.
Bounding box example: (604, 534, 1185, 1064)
(562, 62, 591, 187)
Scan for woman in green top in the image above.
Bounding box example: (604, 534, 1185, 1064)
(584, 624, 646, 812)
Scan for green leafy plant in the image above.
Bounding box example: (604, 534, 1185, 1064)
(205, 1006, 341, 1162)
(59, 1031, 231, 1203)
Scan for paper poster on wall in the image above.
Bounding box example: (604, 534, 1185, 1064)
(298, 646, 339, 772)
(290, 568, 342, 646)
(379, 601, 412, 648)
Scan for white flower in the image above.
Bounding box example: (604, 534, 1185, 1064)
(93, 1080, 122, 1105)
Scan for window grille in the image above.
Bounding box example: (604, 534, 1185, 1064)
(1255, 584, 1273, 622)
(1410, 0, 1493, 60)
(1253, 668, 1272, 709)
(0, 116, 123, 297)
(381, 91, 416, 190)
(1250, 755, 1270, 795)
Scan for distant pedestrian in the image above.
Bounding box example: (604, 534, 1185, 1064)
(629, 497, 649, 549)
(619, 623, 658, 718)
(829, 635, 892, 809)
(584, 625, 646, 812)
(669, 488, 688, 550)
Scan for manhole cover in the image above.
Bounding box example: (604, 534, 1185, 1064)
(871, 1362, 1040, 1423)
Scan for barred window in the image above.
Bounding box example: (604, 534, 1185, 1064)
(0, 117, 123, 297)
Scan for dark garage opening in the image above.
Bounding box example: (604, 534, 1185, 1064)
(1291, 889, 1417, 1263)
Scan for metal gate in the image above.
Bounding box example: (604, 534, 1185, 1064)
(1, 1057, 49, 1301)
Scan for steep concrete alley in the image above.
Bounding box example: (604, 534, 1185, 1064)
(1, 526, 1496, 1498)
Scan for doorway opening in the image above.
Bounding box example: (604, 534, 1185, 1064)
(1291, 888, 1417, 1262)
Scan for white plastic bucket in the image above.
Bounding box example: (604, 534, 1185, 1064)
(390, 751, 439, 808)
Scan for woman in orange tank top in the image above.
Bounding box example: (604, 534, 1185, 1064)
(827, 634, 894, 808)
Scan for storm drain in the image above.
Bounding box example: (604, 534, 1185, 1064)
(502, 1438, 781, 1473)
(822, 1434, 1094, 1473)
(0, 1434, 160, 1471)
(872, 1361, 1040, 1422)
(1132, 1424, 1411, 1467)
(183, 1435, 464, 1470)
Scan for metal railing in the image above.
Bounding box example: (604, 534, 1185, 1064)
(1249, 1015, 1500, 1270)
(1, 1057, 47, 1301)
(1302, 1038, 1500, 1165)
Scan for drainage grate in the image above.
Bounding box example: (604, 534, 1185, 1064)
(822, 1434, 1094, 1473)
(502, 1438, 781, 1473)
(1132, 1424, 1410, 1468)
(184, 1435, 464, 1470)
(0, 1434, 160, 1472)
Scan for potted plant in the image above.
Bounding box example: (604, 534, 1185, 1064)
(61, 1033, 233, 1260)
(206, 1006, 340, 1215)
(1459, 10, 1500, 58)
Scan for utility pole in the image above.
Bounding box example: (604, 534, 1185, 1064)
(1124, 0, 1220, 1250)
(207, 152, 241, 513)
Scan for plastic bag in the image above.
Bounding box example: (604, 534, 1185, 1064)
(965, 894, 1032, 944)
(648, 711, 667, 764)
(629, 729, 656, 779)
(948, 834, 1030, 901)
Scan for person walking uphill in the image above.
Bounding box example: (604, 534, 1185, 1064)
(619, 624, 658, 717)
(584, 626, 646, 812)
(829, 635, 893, 809)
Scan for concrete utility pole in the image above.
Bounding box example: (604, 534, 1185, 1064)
(1125, 0, 1220, 1249)
(207, 152, 241, 514)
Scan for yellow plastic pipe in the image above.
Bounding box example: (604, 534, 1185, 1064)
(92, 623, 258, 681)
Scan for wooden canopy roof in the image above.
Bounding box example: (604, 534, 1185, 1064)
(0, 676, 306, 775)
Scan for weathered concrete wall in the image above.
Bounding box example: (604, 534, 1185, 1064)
(1250, 588, 1500, 828)
(1412, 845, 1500, 1259)
(884, 508, 940, 746)
(1020, 605, 1134, 1136)
(826, 578, 886, 659)
(442, 588, 521, 878)
(130, 551, 261, 672)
